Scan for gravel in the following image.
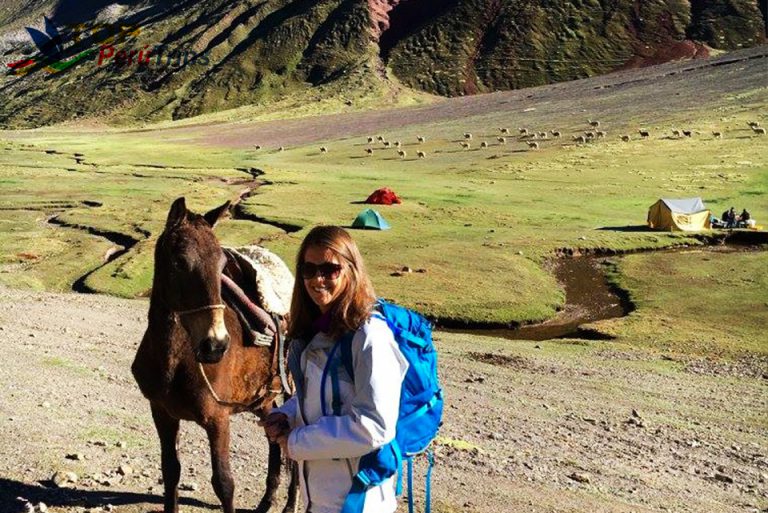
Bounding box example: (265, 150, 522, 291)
(1, 285, 766, 513)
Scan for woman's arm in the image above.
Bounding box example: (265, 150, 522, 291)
(287, 321, 407, 461)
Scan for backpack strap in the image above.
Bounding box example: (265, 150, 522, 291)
(401, 389, 443, 429)
(404, 451, 434, 513)
(340, 479, 368, 513)
(407, 456, 414, 513)
(341, 441, 402, 513)
(425, 450, 434, 513)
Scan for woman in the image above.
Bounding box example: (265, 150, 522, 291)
(261, 225, 408, 513)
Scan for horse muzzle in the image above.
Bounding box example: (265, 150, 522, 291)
(196, 333, 231, 363)
(180, 306, 230, 363)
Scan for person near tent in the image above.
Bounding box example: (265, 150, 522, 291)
(740, 209, 751, 222)
(723, 207, 737, 228)
(738, 208, 754, 228)
(259, 225, 408, 513)
(738, 208, 749, 226)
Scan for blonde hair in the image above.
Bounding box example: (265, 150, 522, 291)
(287, 226, 376, 340)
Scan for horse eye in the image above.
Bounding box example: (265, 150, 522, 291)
(173, 257, 192, 272)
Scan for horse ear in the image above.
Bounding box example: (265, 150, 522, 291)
(166, 197, 188, 230)
(203, 200, 231, 228)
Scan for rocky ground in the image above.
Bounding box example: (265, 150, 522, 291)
(0, 285, 766, 513)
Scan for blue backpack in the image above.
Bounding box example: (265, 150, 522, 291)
(320, 299, 444, 513)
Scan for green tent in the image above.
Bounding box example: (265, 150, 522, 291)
(352, 208, 391, 230)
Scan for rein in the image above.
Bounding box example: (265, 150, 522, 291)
(196, 311, 291, 413)
(198, 362, 277, 410)
(167, 279, 291, 413)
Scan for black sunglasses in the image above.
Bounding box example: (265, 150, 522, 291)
(300, 261, 343, 280)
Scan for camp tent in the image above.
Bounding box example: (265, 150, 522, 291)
(365, 187, 402, 205)
(647, 197, 711, 231)
(352, 208, 391, 230)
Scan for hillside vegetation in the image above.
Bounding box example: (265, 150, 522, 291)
(0, 0, 765, 127)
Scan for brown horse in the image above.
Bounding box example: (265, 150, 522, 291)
(132, 197, 297, 513)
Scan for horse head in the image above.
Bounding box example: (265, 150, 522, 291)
(154, 197, 232, 363)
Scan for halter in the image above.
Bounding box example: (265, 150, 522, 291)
(175, 303, 226, 316)
(196, 311, 292, 415)
(169, 290, 290, 414)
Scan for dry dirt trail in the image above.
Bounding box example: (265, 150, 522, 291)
(1, 284, 766, 513)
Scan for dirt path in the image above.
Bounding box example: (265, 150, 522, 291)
(1, 285, 766, 513)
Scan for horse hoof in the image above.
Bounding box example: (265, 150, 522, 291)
(254, 499, 274, 513)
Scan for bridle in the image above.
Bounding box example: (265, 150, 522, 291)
(174, 303, 226, 316)
(171, 301, 290, 415)
(196, 313, 291, 415)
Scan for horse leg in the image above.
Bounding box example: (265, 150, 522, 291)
(206, 416, 236, 513)
(151, 404, 181, 513)
(255, 441, 281, 513)
(282, 460, 300, 513)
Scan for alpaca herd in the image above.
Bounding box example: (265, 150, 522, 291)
(249, 119, 763, 159)
(621, 121, 764, 142)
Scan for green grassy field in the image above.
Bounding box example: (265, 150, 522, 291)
(244, 115, 765, 322)
(1, 64, 766, 345)
(599, 249, 768, 357)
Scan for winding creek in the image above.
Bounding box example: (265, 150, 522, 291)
(43, 190, 767, 340)
(494, 256, 631, 341)
(442, 256, 631, 341)
(445, 235, 767, 341)
(46, 214, 145, 293)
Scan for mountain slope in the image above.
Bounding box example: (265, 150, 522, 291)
(0, 0, 764, 128)
(381, 0, 766, 95)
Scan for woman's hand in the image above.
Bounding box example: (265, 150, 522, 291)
(258, 412, 290, 442)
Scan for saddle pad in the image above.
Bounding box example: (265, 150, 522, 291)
(222, 245, 293, 317)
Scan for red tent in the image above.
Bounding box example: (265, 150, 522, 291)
(365, 187, 401, 205)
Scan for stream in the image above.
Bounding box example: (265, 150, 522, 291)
(443, 256, 630, 341)
(43, 188, 766, 336)
(446, 238, 766, 341)
(46, 214, 144, 293)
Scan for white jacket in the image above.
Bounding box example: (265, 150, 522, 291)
(275, 315, 408, 513)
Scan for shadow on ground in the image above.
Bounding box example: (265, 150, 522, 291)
(597, 225, 653, 232)
(0, 478, 215, 511)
